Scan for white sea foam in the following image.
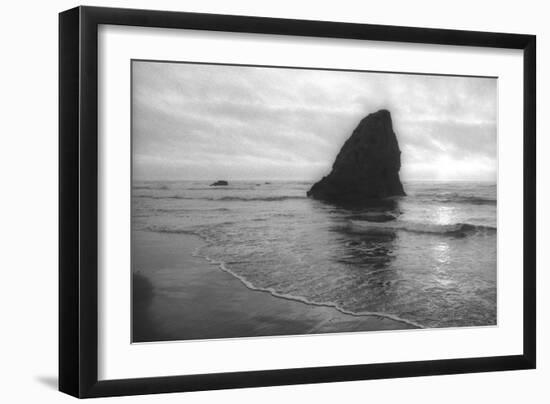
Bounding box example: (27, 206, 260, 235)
(192, 244, 423, 329)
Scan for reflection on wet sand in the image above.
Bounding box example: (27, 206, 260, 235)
(132, 272, 163, 342)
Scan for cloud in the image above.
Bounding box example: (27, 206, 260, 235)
(132, 61, 497, 181)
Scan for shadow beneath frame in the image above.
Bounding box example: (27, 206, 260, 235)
(35, 375, 58, 390)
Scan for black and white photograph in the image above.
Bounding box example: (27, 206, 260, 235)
(131, 60, 498, 343)
(1, 0, 544, 401)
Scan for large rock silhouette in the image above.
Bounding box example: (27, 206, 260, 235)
(307, 109, 405, 204)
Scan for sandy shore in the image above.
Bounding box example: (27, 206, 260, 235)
(132, 230, 415, 343)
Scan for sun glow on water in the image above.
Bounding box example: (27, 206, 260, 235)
(434, 206, 455, 225)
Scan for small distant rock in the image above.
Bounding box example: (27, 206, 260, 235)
(210, 180, 228, 186)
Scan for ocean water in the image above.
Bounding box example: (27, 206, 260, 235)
(132, 180, 497, 329)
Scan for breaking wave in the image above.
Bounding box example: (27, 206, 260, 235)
(415, 192, 496, 206)
(349, 220, 496, 236)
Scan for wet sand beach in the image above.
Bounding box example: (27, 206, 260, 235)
(132, 230, 415, 343)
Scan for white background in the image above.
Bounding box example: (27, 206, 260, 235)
(99, 25, 524, 380)
(0, 0, 547, 403)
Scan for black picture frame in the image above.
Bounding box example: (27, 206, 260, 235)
(59, 5, 536, 398)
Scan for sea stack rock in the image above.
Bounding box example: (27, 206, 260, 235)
(307, 110, 405, 204)
(210, 180, 228, 186)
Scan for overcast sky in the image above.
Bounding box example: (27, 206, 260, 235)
(132, 61, 497, 182)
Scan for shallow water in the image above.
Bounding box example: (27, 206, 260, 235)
(132, 180, 497, 329)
